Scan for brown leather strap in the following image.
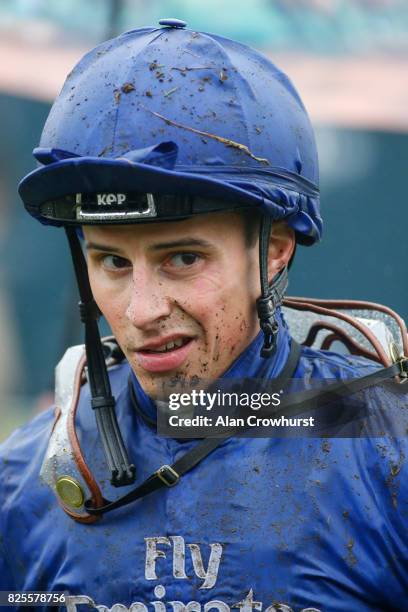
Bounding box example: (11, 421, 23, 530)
(302, 320, 381, 363)
(284, 298, 392, 366)
(65, 354, 104, 523)
(286, 296, 408, 356)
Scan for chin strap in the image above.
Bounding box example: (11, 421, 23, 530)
(256, 216, 288, 358)
(65, 227, 136, 487)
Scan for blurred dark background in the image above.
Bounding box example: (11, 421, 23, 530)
(1, 0, 407, 439)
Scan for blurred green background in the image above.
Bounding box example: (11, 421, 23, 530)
(0, 0, 407, 441)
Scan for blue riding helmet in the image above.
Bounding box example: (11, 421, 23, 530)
(18, 20, 321, 245)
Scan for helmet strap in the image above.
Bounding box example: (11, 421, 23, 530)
(65, 227, 136, 487)
(256, 216, 288, 358)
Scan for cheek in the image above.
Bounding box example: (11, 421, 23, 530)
(182, 276, 230, 316)
(186, 275, 255, 337)
(88, 271, 129, 329)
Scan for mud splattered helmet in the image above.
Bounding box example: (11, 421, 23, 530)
(19, 19, 321, 487)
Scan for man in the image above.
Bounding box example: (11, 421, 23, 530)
(1, 18, 407, 612)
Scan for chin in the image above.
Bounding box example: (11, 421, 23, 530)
(136, 366, 211, 400)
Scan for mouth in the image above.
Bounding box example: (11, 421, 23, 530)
(140, 337, 191, 353)
(133, 335, 195, 373)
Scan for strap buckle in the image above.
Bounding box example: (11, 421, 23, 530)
(155, 465, 180, 487)
(389, 342, 408, 380)
(397, 357, 408, 379)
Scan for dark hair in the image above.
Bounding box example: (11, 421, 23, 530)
(240, 208, 262, 248)
(240, 208, 296, 268)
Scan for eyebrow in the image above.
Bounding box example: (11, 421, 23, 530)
(85, 238, 213, 253)
(149, 238, 213, 250)
(85, 241, 126, 255)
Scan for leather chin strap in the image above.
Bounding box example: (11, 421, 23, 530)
(65, 227, 136, 487)
(256, 216, 288, 358)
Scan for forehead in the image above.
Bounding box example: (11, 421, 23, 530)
(82, 211, 246, 246)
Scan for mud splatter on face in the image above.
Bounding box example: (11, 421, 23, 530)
(83, 212, 261, 398)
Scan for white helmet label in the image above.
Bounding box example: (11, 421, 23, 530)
(75, 192, 157, 221)
(96, 193, 127, 206)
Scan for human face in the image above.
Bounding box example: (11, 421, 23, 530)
(83, 212, 260, 398)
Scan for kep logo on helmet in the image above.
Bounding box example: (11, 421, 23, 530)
(96, 193, 127, 206)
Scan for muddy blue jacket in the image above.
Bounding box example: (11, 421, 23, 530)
(1, 321, 407, 612)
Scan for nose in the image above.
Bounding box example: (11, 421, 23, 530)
(125, 268, 172, 329)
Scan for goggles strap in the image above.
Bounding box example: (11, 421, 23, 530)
(256, 216, 288, 358)
(65, 227, 136, 487)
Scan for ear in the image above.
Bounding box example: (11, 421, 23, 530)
(267, 221, 295, 282)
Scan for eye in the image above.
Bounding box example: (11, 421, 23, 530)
(101, 254, 131, 271)
(167, 253, 201, 268)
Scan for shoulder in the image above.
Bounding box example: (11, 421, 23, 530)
(295, 341, 408, 419)
(0, 406, 56, 581)
(0, 407, 57, 529)
(0, 407, 55, 485)
(296, 343, 381, 379)
(0, 349, 131, 515)
(295, 343, 408, 493)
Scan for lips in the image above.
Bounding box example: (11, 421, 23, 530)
(133, 335, 195, 373)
